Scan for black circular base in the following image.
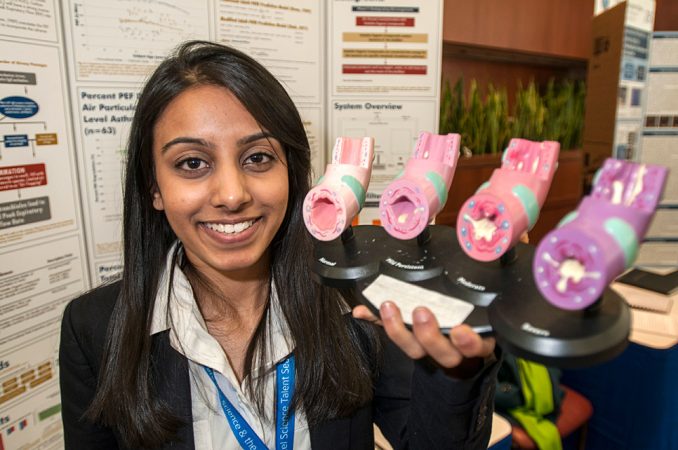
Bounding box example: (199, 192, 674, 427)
(488, 278, 630, 368)
(311, 224, 630, 368)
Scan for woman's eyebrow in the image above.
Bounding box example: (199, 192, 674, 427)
(237, 131, 276, 146)
(161, 137, 211, 153)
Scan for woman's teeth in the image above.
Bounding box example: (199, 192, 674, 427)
(205, 220, 255, 234)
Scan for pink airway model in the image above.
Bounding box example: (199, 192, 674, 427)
(303, 137, 374, 241)
(379, 131, 460, 240)
(457, 139, 560, 262)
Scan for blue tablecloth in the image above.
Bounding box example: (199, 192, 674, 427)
(488, 433, 512, 450)
(562, 342, 678, 450)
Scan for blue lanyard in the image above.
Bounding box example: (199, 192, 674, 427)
(203, 356, 296, 450)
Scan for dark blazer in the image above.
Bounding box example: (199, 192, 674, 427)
(60, 281, 499, 449)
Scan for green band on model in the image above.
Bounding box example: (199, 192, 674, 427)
(592, 168, 603, 188)
(426, 171, 448, 206)
(341, 175, 366, 207)
(512, 184, 539, 229)
(476, 181, 491, 193)
(604, 218, 638, 268)
(557, 211, 578, 228)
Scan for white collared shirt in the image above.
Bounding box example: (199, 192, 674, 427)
(150, 244, 311, 449)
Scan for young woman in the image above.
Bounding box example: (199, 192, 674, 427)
(59, 41, 500, 450)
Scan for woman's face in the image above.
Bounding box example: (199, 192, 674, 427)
(152, 84, 289, 280)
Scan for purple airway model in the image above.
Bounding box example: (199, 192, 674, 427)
(533, 158, 669, 310)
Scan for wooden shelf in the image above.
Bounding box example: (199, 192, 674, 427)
(443, 42, 587, 70)
(442, 0, 594, 61)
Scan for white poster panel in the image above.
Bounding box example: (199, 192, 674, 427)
(0, 40, 81, 247)
(649, 32, 678, 67)
(641, 33, 678, 205)
(643, 71, 678, 126)
(215, 0, 322, 103)
(329, 0, 442, 97)
(0, 235, 88, 450)
(297, 106, 324, 179)
(0, 0, 58, 43)
(65, 0, 210, 83)
(640, 134, 678, 203)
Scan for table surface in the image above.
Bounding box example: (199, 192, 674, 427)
(610, 281, 678, 349)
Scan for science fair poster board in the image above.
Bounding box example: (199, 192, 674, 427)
(0, 2, 441, 448)
(0, 2, 88, 449)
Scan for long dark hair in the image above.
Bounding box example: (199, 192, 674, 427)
(86, 41, 378, 448)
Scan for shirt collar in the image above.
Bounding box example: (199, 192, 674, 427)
(149, 242, 294, 374)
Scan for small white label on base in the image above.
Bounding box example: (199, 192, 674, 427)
(362, 274, 475, 328)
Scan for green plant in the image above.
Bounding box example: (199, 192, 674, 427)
(464, 80, 488, 155)
(512, 80, 546, 141)
(439, 77, 585, 154)
(543, 79, 586, 150)
(485, 84, 510, 155)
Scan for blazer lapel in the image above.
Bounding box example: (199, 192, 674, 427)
(152, 331, 196, 450)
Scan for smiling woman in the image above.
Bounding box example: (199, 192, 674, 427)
(151, 85, 289, 280)
(59, 41, 501, 450)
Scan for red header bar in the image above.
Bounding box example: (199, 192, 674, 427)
(356, 17, 415, 27)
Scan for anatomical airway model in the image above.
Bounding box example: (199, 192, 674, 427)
(457, 139, 560, 261)
(534, 158, 668, 310)
(303, 137, 374, 241)
(379, 132, 460, 240)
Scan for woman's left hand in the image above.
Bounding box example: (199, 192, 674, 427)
(353, 302, 495, 372)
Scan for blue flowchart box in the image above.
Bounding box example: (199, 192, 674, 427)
(3, 134, 29, 147)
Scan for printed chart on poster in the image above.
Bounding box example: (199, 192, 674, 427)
(216, 0, 322, 103)
(329, 0, 442, 97)
(0, 0, 58, 43)
(66, 0, 210, 83)
(331, 99, 436, 222)
(0, 40, 80, 248)
(0, 235, 88, 450)
(74, 86, 138, 280)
